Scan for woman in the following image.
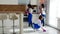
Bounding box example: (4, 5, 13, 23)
(26, 4, 33, 27)
(32, 15, 46, 32)
(39, 4, 46, 26)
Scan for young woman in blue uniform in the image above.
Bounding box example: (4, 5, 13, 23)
(26, 4, 33, 27)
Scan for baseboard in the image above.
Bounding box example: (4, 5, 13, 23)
(45, 24, 60, 31)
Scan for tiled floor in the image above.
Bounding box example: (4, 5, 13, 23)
(24, 26, 60, 34)
(0, 26, 60, 34)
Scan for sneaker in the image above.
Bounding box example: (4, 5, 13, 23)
(43, 29, 46, 32)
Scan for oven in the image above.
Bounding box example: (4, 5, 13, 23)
(23, 14, 28, 22)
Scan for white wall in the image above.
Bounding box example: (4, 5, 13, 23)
(49, 0, 58, 27)
(49, 0, 60, 29)
(0, 0, 37, 5)
(56, 0, 60, 29)
(30, 0, 38, 5)
(0, 0, 18, 5)
(18, 0, 29, 4)
(56, 0, 60, 18)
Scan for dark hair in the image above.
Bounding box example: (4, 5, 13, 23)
(28, 4, 32, 8)
(39, 15, 43, 20)
(41, 4, 44, 8)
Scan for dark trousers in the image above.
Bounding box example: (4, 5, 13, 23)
(41, 18, 44, 26)
(28, 13, 32, 27)
(41, 14, 45, 26)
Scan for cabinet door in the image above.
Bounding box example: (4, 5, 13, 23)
(18, 0, 29, 4)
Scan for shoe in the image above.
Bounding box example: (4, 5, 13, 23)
(43, 29, 46, 32)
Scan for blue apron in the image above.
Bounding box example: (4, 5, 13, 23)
(32, 23, 40, 29)
(28, 13, 32, 24)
